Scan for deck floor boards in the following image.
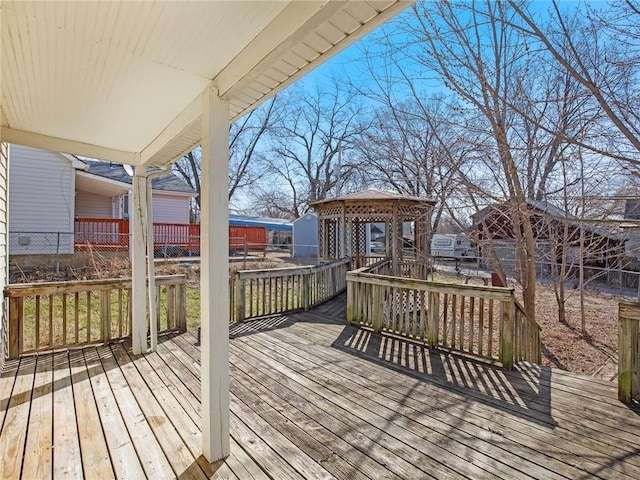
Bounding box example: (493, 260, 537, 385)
(2, 295, 640, 479)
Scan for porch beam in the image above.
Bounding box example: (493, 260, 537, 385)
(139, 96, 201, 167)
(1, 127, 139, 165)
(201, 86, 231, 462)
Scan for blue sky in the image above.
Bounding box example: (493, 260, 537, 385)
(293, 0, 609, 97)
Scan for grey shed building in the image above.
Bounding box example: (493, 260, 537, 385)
(292, 212, 318, 257)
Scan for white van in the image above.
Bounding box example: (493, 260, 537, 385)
(431, 234, 477, 259)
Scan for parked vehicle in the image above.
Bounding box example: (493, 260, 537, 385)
(370, 241, 385, 254)
(431, 234, 477, 260)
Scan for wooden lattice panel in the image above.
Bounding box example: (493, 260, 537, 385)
(351, 221, 367, 257)
(345, 203, 394, 217)
(397, 204, 429, 216)
(347, 215, 389, 223)
(313, 192, 435, 264)
(326, 219, 338, 258)
(315, 205, 344, 217)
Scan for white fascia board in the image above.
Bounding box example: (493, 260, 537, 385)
(150, 189, 196, 198)
(61, 153, 88, 170)
(226, 1, 414, 121)
(2, 127, 140, 165)
(134, 1, 414, 167)
(76, 170, 131, 191)
(215, 1, 335, 97)
(78, 171, 195, 198)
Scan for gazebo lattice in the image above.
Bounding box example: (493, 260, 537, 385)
(310, 189, 436, 274)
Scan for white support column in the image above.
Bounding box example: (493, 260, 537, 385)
(201, 86, 230, 462)
(131, 168, 149, 355)
(146, 183, 157, 351)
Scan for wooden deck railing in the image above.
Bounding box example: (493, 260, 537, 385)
(74, 218, 201, 252)
(346, 265, 541, 368)
(3, 275, 187, 359)
(359, 258, 431, 279)
(619, 301, 640, 404)
(74, 218, 268, 253)
(74, 217, 130, 250)
(230, 258, 351, 322)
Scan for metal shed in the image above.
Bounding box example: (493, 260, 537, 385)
(292, 212, 319, 258)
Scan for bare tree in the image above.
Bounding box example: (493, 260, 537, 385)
(508, 0, 640, 165)
(173, 96, 279, 217)
(384, 1, 545, 316)
(257, 84, 367, 216)
(173, 149, 202, 221)
(228, 96, 280, 199)
(352, 97, 468, 233)
(359, 0, 613, 320)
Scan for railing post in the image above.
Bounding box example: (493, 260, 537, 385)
(236, 276, 246, 322)
(372, 284, 383, 333)
(100, 290, 112, 342)
(302, 270, 311, 311)
(176, 282, 187, 332)
(619, 303, 639, 404)
(427, 291, 439, 347)
(500, 298, 514, 369)
(346, 275, 354, 325)
(56, 232, 61, 274)
(8, 296, 23, 359)
(166, 284, 175, 329)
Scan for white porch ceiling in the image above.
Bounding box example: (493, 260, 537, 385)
(1, 0, 411, 167)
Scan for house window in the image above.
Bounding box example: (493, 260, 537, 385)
(121, 194, 129, 219)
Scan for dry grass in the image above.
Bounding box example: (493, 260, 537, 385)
(534, 283, 619, 380)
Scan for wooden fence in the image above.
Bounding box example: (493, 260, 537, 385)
(230, 258, 351, 322)
(74, 218, 270, 254)
(3, 275, 187, 359)
(619, 302, 640, 404)
(346, 265, 541, 368)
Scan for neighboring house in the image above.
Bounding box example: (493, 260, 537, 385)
(9, 144, 196, 255)
(472, 199, 628, 271)
(622, 199, 640, 260)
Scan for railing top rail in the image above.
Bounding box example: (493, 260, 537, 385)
(236, 258, 350, 279)
(352, 259, 391, 275)
(75, 217, 128, 222)
(5, 274, 186, 297)
(347, 270, 515, 300)
(619, 301, 640, 320)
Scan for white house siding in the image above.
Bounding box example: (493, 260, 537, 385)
(75, 190, 113, 218)
(151, 193, 190, 224)
(1, 143, 9, 365)
(9, 145, 75, 254)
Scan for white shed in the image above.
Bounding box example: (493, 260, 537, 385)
(293, 212, 319, 258)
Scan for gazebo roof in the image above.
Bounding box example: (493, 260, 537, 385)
(310, 188, 436, 207)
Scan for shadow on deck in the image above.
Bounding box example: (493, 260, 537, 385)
(2, 294, 640, 479)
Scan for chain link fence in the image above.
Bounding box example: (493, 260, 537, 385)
(8, 231, 303, 276)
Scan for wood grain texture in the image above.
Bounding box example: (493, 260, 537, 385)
(2, 295, 640, 479)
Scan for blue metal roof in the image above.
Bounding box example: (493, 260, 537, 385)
(229, 215, 292, 232)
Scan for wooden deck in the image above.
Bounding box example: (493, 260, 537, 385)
(2, 295, 640, 479)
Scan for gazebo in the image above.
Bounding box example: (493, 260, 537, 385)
(310, 189, 436, 273)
